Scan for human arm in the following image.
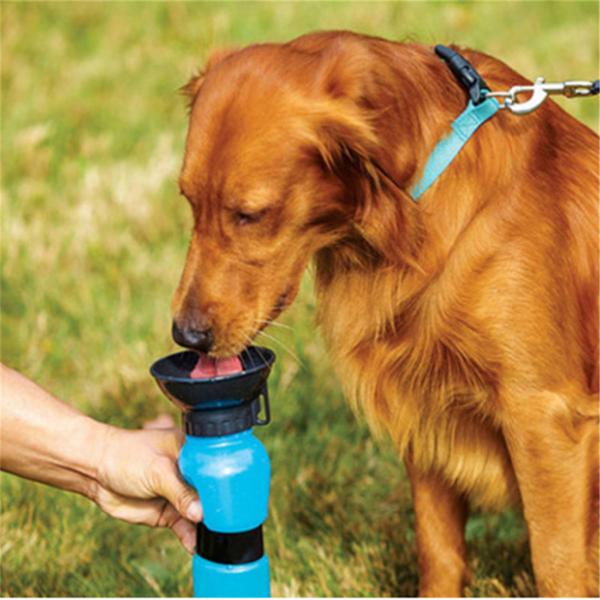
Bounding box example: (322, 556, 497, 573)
(0, 364, 201, 553)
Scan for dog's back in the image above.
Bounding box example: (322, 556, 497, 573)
(539, 98, 598, 392)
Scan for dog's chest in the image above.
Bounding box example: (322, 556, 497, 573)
(316, 273, 517, 508)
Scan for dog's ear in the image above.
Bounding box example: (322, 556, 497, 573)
(180, 72, 205, 107)
(181, 47, 239, 107)
(312, 101, 378, 173)
(303, 40, 420, 266)
(311, 103, 419, 268)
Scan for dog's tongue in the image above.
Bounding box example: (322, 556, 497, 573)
(190, 353, 243, 379)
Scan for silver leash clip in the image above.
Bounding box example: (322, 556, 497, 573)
(485, 77, 598, 115)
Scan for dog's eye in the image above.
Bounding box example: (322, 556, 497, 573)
(235, 208, 267, 226)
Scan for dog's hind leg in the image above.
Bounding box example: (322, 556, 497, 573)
(501, 389, 599, 597)
(405, 457, 470, 597)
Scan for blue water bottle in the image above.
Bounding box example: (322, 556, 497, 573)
(150, 346, 275, 598)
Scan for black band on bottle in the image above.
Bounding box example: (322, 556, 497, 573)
(196, 523, 264, 565)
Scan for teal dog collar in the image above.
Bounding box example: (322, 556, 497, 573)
(410, 96, 499, 201)
(410, 45, 499, 201)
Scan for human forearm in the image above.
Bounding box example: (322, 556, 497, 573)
(0, 363, 201, 552)
(0, 364, 105, 498)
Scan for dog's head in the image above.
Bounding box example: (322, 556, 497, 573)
(172, 34, 426, 356)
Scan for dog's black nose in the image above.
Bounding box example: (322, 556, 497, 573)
(172, 321, 214, 353)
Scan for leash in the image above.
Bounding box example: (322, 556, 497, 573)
(410, 45, 599, 202)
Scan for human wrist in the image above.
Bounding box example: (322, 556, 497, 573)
(62, 413, 110, 499)
(91, 421, 121, 492)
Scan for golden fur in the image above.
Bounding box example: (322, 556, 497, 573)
(173, 31, 599, 596)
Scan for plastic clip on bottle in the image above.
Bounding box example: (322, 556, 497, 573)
(150, 346, 276, 598)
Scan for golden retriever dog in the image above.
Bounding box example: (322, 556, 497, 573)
(171, 31, 599, 596)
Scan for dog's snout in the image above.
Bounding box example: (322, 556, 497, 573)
(172, 321, 214, 353)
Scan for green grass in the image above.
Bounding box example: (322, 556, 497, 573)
(1, 1, 597, 596)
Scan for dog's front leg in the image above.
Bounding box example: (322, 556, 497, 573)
(405, 457, 470, 597)
(501, 390, 599, 597)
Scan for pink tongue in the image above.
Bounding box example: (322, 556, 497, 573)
(190, 353, 243, 379)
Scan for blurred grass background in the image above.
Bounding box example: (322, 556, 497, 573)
(1, 1, 598, 596)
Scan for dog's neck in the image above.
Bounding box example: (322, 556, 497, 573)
(314, 43, 526, 288)
(313, 42, 529, 337)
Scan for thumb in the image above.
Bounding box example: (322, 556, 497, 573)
(153, 463, 203, 523)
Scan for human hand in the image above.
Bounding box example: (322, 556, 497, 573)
(0, 366, 201, 553)
(92, 417, 201, 553)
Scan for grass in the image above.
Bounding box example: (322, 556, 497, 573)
(1, 1, 597, 597)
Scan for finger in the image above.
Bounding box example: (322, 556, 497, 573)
(97, 490, 197, 553)
(170, 514, 197, 554)
(151, 461, 203, 523)
(96, 488, 172, 525)
(150, 500, 197, 554)
(144, 414, 177, 430)
(152, 428, 185, 458)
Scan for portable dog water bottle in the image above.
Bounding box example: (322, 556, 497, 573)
(150, 346, 276, 598)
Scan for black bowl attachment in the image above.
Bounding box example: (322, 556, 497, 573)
(150, 346, 275, 437)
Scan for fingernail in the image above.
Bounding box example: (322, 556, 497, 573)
(187, 501, 203, 522)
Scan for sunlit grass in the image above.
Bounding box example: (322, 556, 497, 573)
(1, 2, 597, 596)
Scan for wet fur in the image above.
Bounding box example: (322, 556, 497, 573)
(175, 31, 599, 596)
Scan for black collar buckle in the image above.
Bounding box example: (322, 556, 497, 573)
(435, 44, 490, 105)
